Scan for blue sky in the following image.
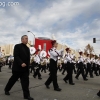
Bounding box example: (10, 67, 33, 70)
(0, 0, 100, 54)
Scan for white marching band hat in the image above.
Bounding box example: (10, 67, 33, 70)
(78, 48, 83, 53)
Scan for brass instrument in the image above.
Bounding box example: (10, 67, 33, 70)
(41, 59, 47, 66)
(57, 59, 62, 66)
(61, 58, 64, 64)
(0, 58, 4, 66)
(30, 57, 34, 64)
(47, 58, 50, 64)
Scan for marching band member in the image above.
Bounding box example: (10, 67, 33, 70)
(63, 48, 75, 85)
(85, 52, 93, 78)
(8, 55, 14, 69)
(97, 56, 100, 75)
(57, 57, 62, 72)
(41, 57, 47, 73)
(33, 49, 42, 80)
(0, 57, 4, 72)
(60, 57, 64, 72)
(46, 56, 50, 70)
(62, 55, 67, 75)
(97, 59, 100, 97)
(0, 52, 5, 72)
(45, 40, 64, 91)
(3, 57, 6, 66)
(83, 53, 87, 73)
(71, 51, 77, 74)
(91, 53, 99, 76)
(30, 54, 36, 74)
(75, 50, 88, 81)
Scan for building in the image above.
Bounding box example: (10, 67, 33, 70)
(0, 44, 14, 56)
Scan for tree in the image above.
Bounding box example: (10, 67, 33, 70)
(84, 44, 99, 58)
(84, 44, 94, 55)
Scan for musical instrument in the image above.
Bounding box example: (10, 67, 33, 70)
(30, 57, 34, 64)
(57, 59, 62, 66)
(40, 59, 47, 66)
(0, 57, 5, 66)
(40, 50, 47, 58)
(30, 47, 36, 55)
(61, 58, 64, 63)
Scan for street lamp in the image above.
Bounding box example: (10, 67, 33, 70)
(27, 31, 35, 46)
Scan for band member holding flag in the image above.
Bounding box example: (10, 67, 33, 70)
(45, 40, 64, 91)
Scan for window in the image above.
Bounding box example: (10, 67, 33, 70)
(43, 43, 46, 51)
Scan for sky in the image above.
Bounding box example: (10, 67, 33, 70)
(0, 0, 100, 55)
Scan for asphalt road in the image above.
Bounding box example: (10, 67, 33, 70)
(0, 66, 100, 100)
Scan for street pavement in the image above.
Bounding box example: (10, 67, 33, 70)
(0, 66, 100, 100)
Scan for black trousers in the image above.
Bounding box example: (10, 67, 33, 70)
(76, 62, 86, 80)
(57, 65, 62, 72)
(97, 65, 100, 75)
(62, 64, 67, 74)
(41, 65, 46, 73)
(30, 62, 36, 74)
(34, 64, 41, 78)
(92, 63, 98, 75)
(9, 62, 12, 69)
(73, 64, 76, 74)
(0, 66, 2, 72)
(45, 59, 59, 89)
(4, 71, 30, 98)
(86, 63, 93, 77)
(47, 64, 50, 70)
(64, 62, 73, 83)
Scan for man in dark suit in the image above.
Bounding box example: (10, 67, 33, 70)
(4, 35, 34, 100)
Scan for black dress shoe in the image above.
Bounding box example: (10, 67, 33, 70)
(97, 91, 100, 97)
(45, 83, 50, 89)
(75, 77, 79, 80)
(33, 75, 36, 78)
(69, 83, 75, 85)
(5, 91, 10, 95)
(38, 77, 42, 80)
(63, 79, 67, 83)
(24, 96, 34, 100)
(54, 88, 62, 91)
(96, 74, 99, 76)
(90, 76, 94, 78)
(74, 72, 77, 74)
(84, 78, 88, 81)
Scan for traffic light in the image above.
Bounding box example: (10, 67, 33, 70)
(93, 38, 96, 43)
